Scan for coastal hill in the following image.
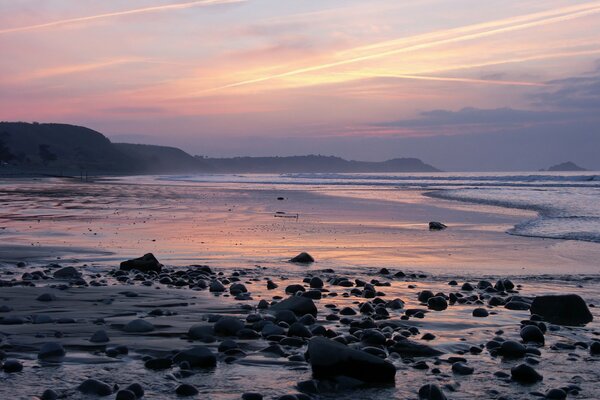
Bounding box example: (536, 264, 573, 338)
(0, 122, 439, 174)
(545, 161, 588, 172)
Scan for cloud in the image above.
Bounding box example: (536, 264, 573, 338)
(533, 68, 600, 110)
(0, 0, 246, 35)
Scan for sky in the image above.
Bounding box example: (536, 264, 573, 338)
(1, 0, 600, 171)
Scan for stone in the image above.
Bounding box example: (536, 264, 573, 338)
(307, 337, 396, 383)
(120, 253, 162, 272)
(499, 340, 526, 358)
(209, 280, 226, 292)
(546, 389, 567, 399)
(270, 296, 317, 316)
(391, 340, 444, 357)
(290, 252, 315, 264)
(428, 222, 447, 230)
(418, 290, 435, 303)
(175, 384, 199, 396)
(530, 294, 593, 326)
(40, 389, 58, 400)
(214, 317, 244, 336)
(123, 319, 155, 333)
(53, 266, 81, 279)
(78, 379, 112, 396)
(418, 384, 447, 400)
(188, 324, 215, 341)
(90, 329, 110, 343)
(427, 296, 447, 311)
(36, 293, 57, 302)
(38, 342, 66, 360)
(2, 359, 23, 373)
(520, 325, 545, 344)
(472, 308, 489, 317)
(451, 362, 474, 375)
(173, 346, 217, 368)
(125, 383, 144, 398)
(242, 393, 264, 400)
(511, 363, 543, 383)
(115, 390, 137, 400)
(309, 277, 323, 288)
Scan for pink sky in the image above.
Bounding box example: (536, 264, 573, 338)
(1, 0, 600, 169)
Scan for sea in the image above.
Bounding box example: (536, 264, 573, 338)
(162, 171, 600, 243)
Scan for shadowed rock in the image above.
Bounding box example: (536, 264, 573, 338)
(530, 294, 593, 326)
(307, 337, 396, 383)
(391, 339, 444, 357)
(120, 253, 162, 273)
(270, 296, 317, 316)
(428, 222, 447, 230)
(290, 252, 315, 264)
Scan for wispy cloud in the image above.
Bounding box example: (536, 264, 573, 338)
(199, 1, 600, 93)
(0, 0, 245, 35)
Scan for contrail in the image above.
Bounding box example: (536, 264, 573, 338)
(204, 2, 600, 92)
(348, 73, 546, 87)
(0, 0, 245, 35)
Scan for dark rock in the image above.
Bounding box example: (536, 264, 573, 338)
(242, 393, 264, 400)
(123, 319, 154, 333)
(188, 324, 215, 341)
(511, 363, 543, 383)
(145, 358, 172, 370)
(590, 341, 600, 355)
(530, 294, 593, 326)
(214, 317, 244, 336)
(173, 346, 217, 368)
(2, 359, 23, 373)
(40, 389, 58, 400)
(307, 337, 396, 383)
(499, 340, 526, 358)
(418, 384, 447, 400)
(36, 293, 57, 302)
(309, 277, 323, 288)
(78, 379, 112, 396)
(452, 362, 474, 375)
(115, 390, 137, 400)
(270, 296, 317, 316)
(285, 284, 306, 294)
(38, 342, 66, 360)
(125, 383, 144, 398)
(209, 280, 226, 292)
(505, 300, 530, 310)
(391, 339, 443, 357)
(53, 266, 81, 279)
(290, 252, 315, 264)
(90, 329, 110, 343)
(418, 290, 435, 303)
(427, 296, 447, 311)
(520, 325, 545, 344)
(428, 222, 447, 231)
(546, 389, 567, 399)
(175, 384, 198, 396)
(472, 308, 489, 317)
(119, 253, 162, 272)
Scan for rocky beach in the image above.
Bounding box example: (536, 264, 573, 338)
(0, 176, 598, 399)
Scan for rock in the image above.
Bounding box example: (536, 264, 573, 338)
(288, 322, 312, 338)
(472, 308, 489, 317)
(339, 307, 357, 315)
(2, 359, 23, 373)
(209, 280, 226, 292)
(530, 294, 593, 326)
(36, 293, 57, 302)
(546, 389, 567, 399)
(505, 300, 530, 310)
(38, 342, 66, 360)
(520, 325, 544, 344)
(188, 324, 215, 341)
(309, 277, 323, 289)
(115, 390, 136, 400)
(53, 266, 81, 279)
(590, 341, 600, 355)
(307, 337, 396, 383)
(40, 389, 59, 400)
(242, 393, 264, 400)
(418, 290, 435, 303)
(218, 339, 239, 353)
(418, 384, 447, 400)
(391, 340, 443, 357)
(499, 340, 526, 358)
(290, 252, 315, 264)
(125, 383, 144, 398)
(119, 253, 162, 272)
(214, 317, 244, 336)
(511, 363, 543, 383)
(427, 296, 447, 311)
(270, 296, 317, 316)
(173, 346, 217, 368)
(145, 358, 172, 370)
(175, 384, 199, 396)
(90, 329, 110, 343)
(123, 319, 155, 333)
(78, 379, 112, 396)
(428, 222, 447, 230)
(452, 362, 474, 375)
(285, 284, 305, 294)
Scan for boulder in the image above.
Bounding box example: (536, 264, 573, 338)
(173, 346, 217, 368)
(428, 222, 447, 230)
(270, 296, 317, 316)
(530, 294, 593, 326)
(290, 252, 315, 264)
(307, 337, 396, 383)
(53, 266, 81, 279)
(119, 253, 162, 272)
(511, 363, 543, 383)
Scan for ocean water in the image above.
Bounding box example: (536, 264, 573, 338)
(164, 171, 600, 243)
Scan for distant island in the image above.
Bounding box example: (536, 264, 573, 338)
(544, 161, 588, 172)
(0, 122, 439, 175)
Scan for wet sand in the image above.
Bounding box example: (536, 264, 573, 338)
(0, 177, 599, 399)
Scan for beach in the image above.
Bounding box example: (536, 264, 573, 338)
(0, 175, 598, 399)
